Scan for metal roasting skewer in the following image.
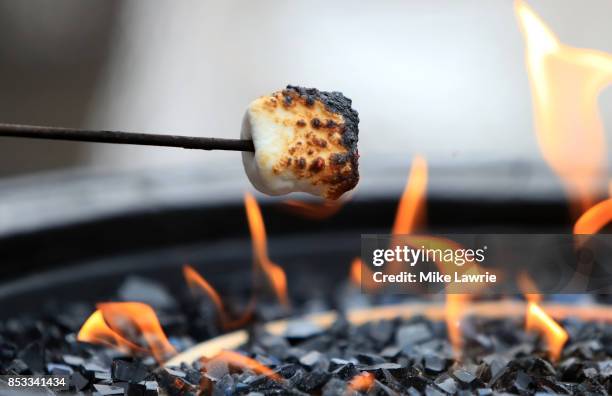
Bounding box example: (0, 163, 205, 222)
(0, 123, 255, 152)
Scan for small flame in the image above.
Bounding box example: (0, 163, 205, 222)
(183, 265, 253, 329)
(573, 198, 612, 235)
(208, 351, 281, 382)
(525, 302, 569, 361)
(281, 199, 347, 220)
(244, 193, 289, 306)
(78, 302, 176, 362)
(346, 372, 375, 394)
(350, 258, 362, 285)
(517, 271, 542, 304)
(446, 294, 469, 356)
(77, 310, 144, 354)
(392, 155, 428, 235)
(516, 0, 612, 215)
(350, 258, 380, 291)
(184, 265, 225, 316)
(403, 236, 481, 357)
(518, 272, 565, 361)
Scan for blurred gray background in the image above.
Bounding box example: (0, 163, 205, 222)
(0, 0, 612, 228)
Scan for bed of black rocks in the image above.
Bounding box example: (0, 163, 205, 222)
(197, 314, 612, 396)
(0, 275, 611, 395)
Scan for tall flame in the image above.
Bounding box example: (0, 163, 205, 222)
(244, 193, 289, 306)
(183, 265, 253, 329)
(388, 155, 428, 275)
(351, 156, 428, 289)
(392, 155, 428, 235)
(525, 302, 568, 362)
(516, 0, 612, 215)
(78, 302, 176, 362)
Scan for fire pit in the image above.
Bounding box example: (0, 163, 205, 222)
(0, 137, 607, 396)
(2, 1, 612, 395)
(0, 162, 608, 396)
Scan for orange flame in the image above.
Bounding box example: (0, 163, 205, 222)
(516, 0, 612, 215)
(281, 199, 347, 220)
(446, 294, 469, 357)
(244, 193, 289, 306)
(346, 372, 374, 394)
(77, 310, 144, 354)
(208, 351, 281, 382)
(573, 198, 612, 235)
(78, 302, 176, 362)
(392, 155, 428, 235)
(387, 155, 429, 275)
(525, 302, 569, 362)
(350, 258, 381, 292)
(183, 265, 253, 330)
(517, 271, 542, 304)
(348, 156, 428, 290)
(184, 265, 225, 316)
(517, 272, 567, 361)
(350, 258, 362, 285)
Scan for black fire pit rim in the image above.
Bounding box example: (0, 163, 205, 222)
(0, 231, 362, 318)
(0, 159, 574, 239)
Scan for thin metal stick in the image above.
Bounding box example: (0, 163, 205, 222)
(0, 123, 255, 152)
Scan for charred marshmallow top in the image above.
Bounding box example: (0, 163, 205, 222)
(241, 86, 359, 200)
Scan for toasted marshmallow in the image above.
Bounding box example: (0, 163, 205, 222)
(242, 86, 359, 200)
